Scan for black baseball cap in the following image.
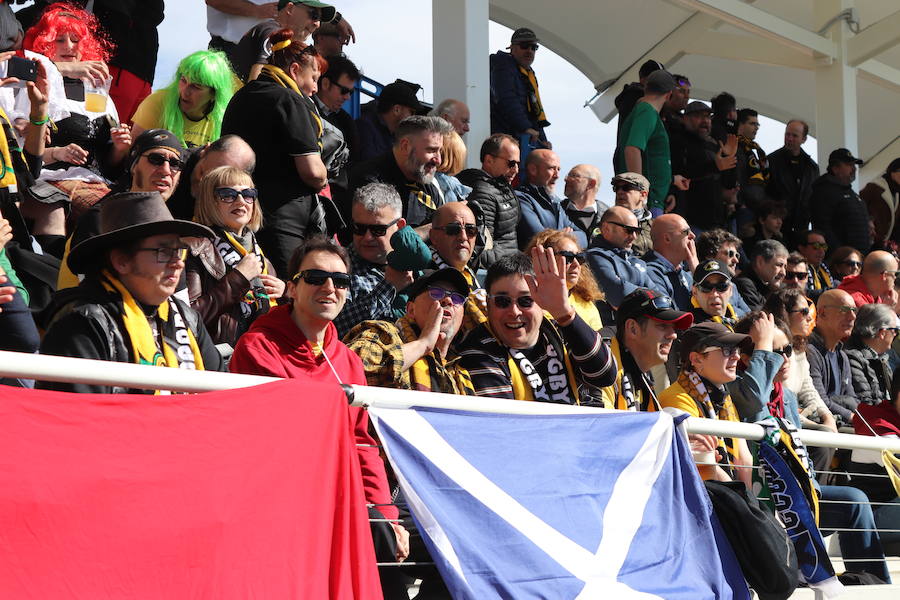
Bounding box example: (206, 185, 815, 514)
(639, 60, 665, 78)
(680, 322, 749, 357)
(402, 268, 470, 300)
(616, 288, 693, 330)
(684, 101, 712, 115)
(509, 28, 540, 46)
(693, 259, 732, 284)
(828, 148, 863, 166)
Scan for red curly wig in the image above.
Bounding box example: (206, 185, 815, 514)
(23, 3, 114, 63)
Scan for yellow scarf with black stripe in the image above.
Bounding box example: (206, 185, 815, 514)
(518, 65, 548, 127)
(397, 315, 474, 395)
(677, 370, 741, 469)
(0, 106, 21, 189)
(503, 320, 580, 404)
(259, 64, 323, 150)
(691, 296, 737, 329)
(101, 270, 204, 380)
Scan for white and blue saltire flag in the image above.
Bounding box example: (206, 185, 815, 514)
(370, 406, 750, 600)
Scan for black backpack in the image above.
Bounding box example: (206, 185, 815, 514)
(705, 480, 799, 600)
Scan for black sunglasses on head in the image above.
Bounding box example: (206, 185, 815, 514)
(143, 152, 184, 172)
(292, 269, 350, 289)
(489, 295, 535, 309)
(351, 218, 401, 237)
(433, 222, 477, 238)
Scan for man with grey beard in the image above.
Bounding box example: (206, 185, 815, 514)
(350, 115, 452, 231)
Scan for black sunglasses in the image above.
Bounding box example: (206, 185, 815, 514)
(518, 43, 539, 51)
(840, 260, 863, 269)
(556, 250, 585, 265)
(215, 187, 258, 203)
(143, 152, 184, 172)
(489, 154, 519, 169)
(613, 183, 639, 192)
(788, 307, 811, 316)
(773, 345, 793, 358)
(292, 269, 350, 289)
(784, 271, 808, 281)
(351, 218, 401, 237)
(427, 286, 467, 306)
(326, 76, 353, 96)
(433, 222, 477, 238)
(697, 281, 730, 293)
(136, 246, 188, 263)
(607, 221, 643, 235)
(722, 249, 739, 259)
(489, 295, 535, 309)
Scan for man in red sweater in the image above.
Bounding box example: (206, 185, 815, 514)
(838, 250, 899, 307)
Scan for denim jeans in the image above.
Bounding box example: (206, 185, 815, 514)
(819, 484, 891, 583)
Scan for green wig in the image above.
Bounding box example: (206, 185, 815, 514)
(159, 50, 238, 146)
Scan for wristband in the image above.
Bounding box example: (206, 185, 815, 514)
(29, 115, 50, 126)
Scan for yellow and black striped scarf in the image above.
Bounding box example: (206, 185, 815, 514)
(396, 315, 475, 396)
(677, 370, 740, 471)
(518, 65, 548, 127)
(690, 296, 737, 329)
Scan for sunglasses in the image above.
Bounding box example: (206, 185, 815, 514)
(489, 294, 535, 309)
(518, 43, 539, 51)
(607, 221, 643, 235)
(788, 307, 811, 316)
(784, 271, 808, 281)
(700, 345, 740, 358)
(292, 269, 350, 289)
(136, 246, 188, 263)
(556, 250, 586, 265)
(215, 187, 258, 203)
(804, 242, 828, 251)
(489, 154, 519, 169)
(722, 249, 739, 259)
(326, 77, 353, 96)
(773, 345, 794, 358)
(840, 260, 862, 269)
(697, 281, 730, 293)
(143, 152, 185, 173)
(426, 286, 467, 305)
(433, 222, 477, 238)
(351, 218, 401, 237)
(613, 184, 640, 192)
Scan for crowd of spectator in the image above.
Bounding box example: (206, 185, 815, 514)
(0, 1, 899, 596)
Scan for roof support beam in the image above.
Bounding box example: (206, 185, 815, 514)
(846, 9, 900, 66)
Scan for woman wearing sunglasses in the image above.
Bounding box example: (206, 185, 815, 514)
(525, 229, 604, 330)
(827, 246, 864, 283)
(185, 166, 284, 349)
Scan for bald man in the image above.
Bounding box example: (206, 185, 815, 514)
(807, 289, 860, 426)
(561, 164, 607, 241)
(585, 205, 652, 308)
(643, 214, 699, 310)
(429, 99, 470, 136)
(838, 250, 900, 307)
(515, 149, 587, 248)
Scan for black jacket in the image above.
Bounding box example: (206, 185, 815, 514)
(349, 151, 440, 228)
(38, 278, 225, 394)
(766, 147, 819, 242)
(614, 82, 643, 135)
(457, 168, 519, 268)
(809, 173, 871, 253)
(806, 329, 858, 425)
(733, 269, 769, 311)
(669, 126, 730, 230)
(844, 337, 891, 406)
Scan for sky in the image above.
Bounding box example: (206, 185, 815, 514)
(149, 0, 816, 207)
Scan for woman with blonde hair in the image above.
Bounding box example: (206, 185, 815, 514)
(185, 165, 284, 349)
(526, 228, 604, 330)
(434, 130, 471, 203)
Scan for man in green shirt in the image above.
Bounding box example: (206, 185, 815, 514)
(614, 70, 676, 218)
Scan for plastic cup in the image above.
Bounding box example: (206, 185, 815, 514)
(84, 77, 111, 113)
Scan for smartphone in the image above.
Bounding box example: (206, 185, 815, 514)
(7, 56, 37, 86)
(726, 119, 738, 135)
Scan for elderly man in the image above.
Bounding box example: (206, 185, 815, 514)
(585, 205, 652, 308)
(807, 289, 860, 427)
(643, 214, 699, 310)
(457, 133, 520, 267)
(733, 239, 788, 311)
(612, 172, 653, 255)
(810, 148, 870, 253)
(561, 164, 606, 241)
(40, 192, 224, 393)
(458, 248, 616, 402)
(602, 288, 692, 411)
(838, 250, 899, 308)
(333, 183, 422, 337)
(351, 115, 452, 228)
(845, 303, 897, 407)
(490, 27, 550, 147)
(516, 149, 586, 249)
(429, 99, 470, 136)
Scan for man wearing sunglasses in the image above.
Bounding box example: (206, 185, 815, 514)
(837, 250, 900, 308)
(584, 206, 652, 309)
(40, 192, 224, 393)
(796, 230, 833, 299)
(807, 289, 860, 427)
(695, 228, 752, 317)
(459, 248, 615, 402)
(611, 172, 653, 255)
(689, 260, 739, 328)
(516, 149, 587, 250)
(644, 214, 699, 311)
(489, 27, 550, 147)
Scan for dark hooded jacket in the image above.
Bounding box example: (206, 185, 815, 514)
(457, 168, 519, 268)
(809, 173, 871, 253)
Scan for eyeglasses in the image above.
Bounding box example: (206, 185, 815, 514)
(788, 307, 811, 316)
(804, 242, 828, 251)
(433, 222, 477, 238)
(215, 187, 258, 203)
(556, 250, 586, 265)
(292, 269, 350, 289)
(351, 218, 401, 237)
(426, 286, 467, 305)
(700, 345, 740, 358)
(489, 154, 519, 169)
(136, 246, 188, 263)
(784, 271, 808, 281)
(840, 260, 863, 269)
(606, 221, 643, 235)
(326, 77, 353, 96)
(883, 270, 900, 277)
(772, 345, 793, 358)
(489, 294, 535, 309)
(697, 281, 730, 293)
(518, 43, 539, 51)
(821, 304, 858, 314)
(143, 152, 185, 173)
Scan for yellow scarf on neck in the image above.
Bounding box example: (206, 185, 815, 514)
(259, 64, 323, 148)
(0, 106, 21, 189)
(518, 65, 547, 125)
(101, 270, 204, 374)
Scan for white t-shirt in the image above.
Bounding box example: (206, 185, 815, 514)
(206, 0, 269, 44)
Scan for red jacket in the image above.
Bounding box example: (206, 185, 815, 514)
(230, 305, 398, 519)
(837, 274, 877, 307)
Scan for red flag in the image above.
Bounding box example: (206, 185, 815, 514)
(0, 380, 383, 599)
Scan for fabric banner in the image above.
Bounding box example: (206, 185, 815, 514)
(370, 406, 750, 599)
(0, 380, 382, 599)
